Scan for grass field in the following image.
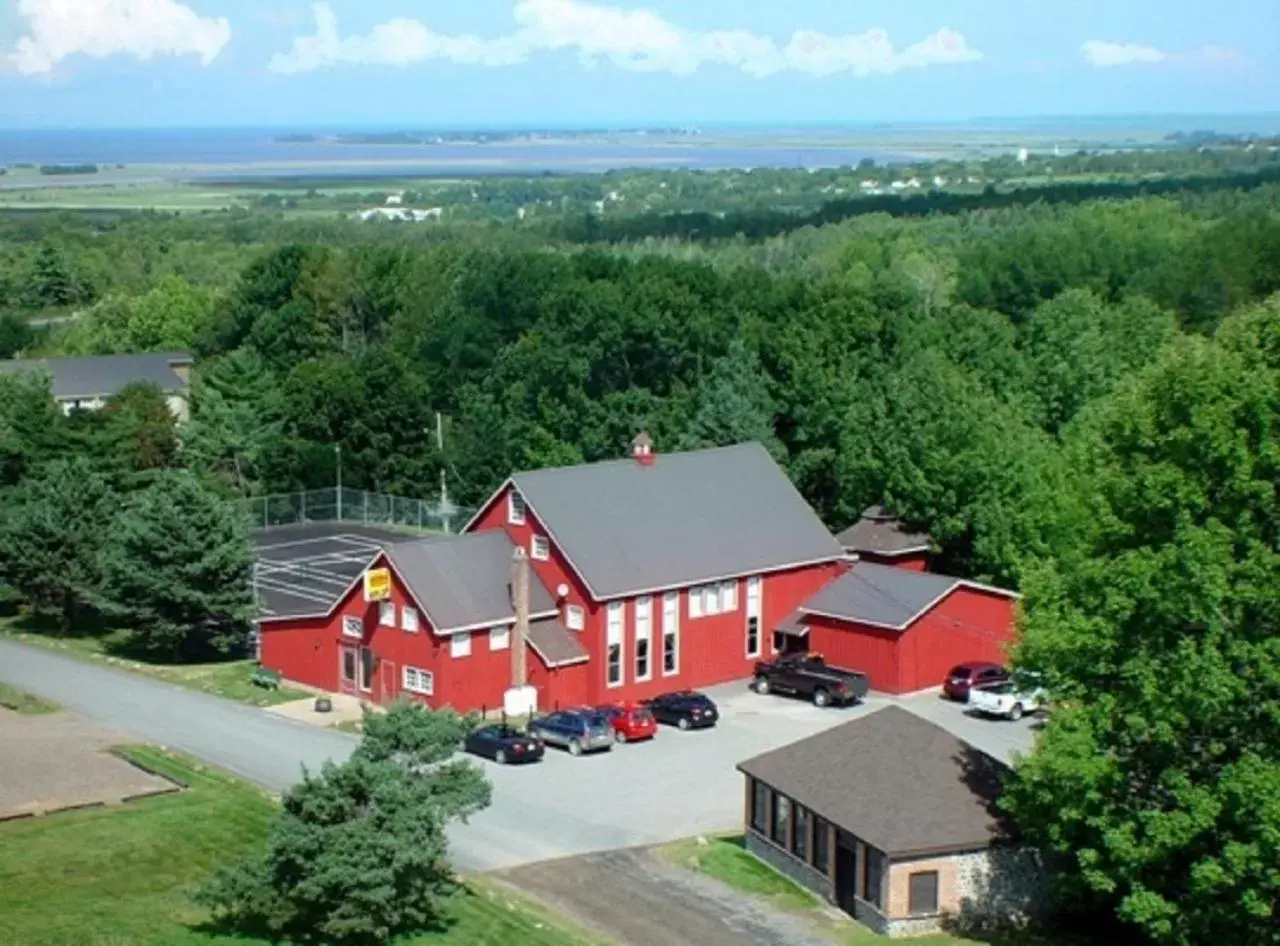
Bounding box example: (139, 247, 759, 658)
(0, 681, 59, 714)
(0, 621, 308, 708)
(662, 836, 1084, 946)
(0, 746, 613, 946)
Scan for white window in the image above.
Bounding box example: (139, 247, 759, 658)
(401, 607, 419, 633)
(720, 580, 738, 612)
(489, 626, 510, 651)
(531, 535, 550, 561)
(688, 587, 704, 619)
(402, 666, 434, 696)
(566, 604, 585, 631)
(341, 615, 363, 639)
(746, 575, 763, 658)
(606, 601, 624, 688)
(378, 600, 396, 627)
(662, 591, 679, 676)
(451, 632, 472, 658)
(507, 489, 526, 525)
(705, 583, 723, 616)
(634, 595, 653, 682)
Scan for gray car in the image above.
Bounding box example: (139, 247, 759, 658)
(528, 710, 615, 756)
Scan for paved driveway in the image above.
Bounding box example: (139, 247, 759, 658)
(0, 640, 1037, 872)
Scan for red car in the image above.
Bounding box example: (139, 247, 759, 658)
(595, 702, 658, 743)
(943, 662, 1010, 702)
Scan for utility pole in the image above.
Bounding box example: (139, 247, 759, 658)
(435, 412, 457, 533)
(334, 444, 343, 522)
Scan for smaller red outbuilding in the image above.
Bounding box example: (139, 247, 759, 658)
(833, 505, 933, 572)
(784, 562, 1020, 694)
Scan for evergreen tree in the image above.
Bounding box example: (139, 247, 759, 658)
(25, 243, 77, 309)
(197, 706, 491, 946)
(101, 382, 180, 481)
(0, 311, 34, 358)
(99, 471, 254, 660)
(678, 339, 784, 459)
(0, 458, 114, 630)
(0, 370, 62, 488)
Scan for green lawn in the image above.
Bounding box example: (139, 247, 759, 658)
(0, 747, 612, 946)
(0, 681, 59, 714)
(662, 836, 1080, 946)
(0, 623, 309, 708)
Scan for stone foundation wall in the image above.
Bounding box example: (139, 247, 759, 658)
(744, 829, 835, 902)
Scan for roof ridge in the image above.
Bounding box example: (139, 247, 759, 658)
(512, 440, 765, 481)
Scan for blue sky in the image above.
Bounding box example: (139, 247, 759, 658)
(1, 0, 1277, 127)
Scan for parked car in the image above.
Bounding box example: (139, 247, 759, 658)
(463, 724, 545, 765)
(752, 653, 870, 707)
(643, 691, 719, 730)
(528, 709, 615, 756)
(596, 702, 658, 743)
(942, 662, 1010, 702)
(967, 677, 1047, 721)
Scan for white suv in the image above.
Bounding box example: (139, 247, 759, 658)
(968, 677, 1047, 721)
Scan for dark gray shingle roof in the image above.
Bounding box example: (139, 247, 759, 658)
(526, 618, 588, 667)
(507, 443, 843, 599)
(799, 562, 962, 630)
(386, 531, 557, 632)
(0, 352, 190, 400)
(835, 505, 932, 556)
(738, 706, 1010, 858)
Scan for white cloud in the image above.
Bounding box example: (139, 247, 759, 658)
(10, 0, 232, 76)
(269, 0, 982, 78)
(1082, 39, 1246, 70)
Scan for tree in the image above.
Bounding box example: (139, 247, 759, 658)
(59, 276, 216, 354)
(197, 705, 490, 946)
(1005, 301, 1280, 946)
(24, 243, 79, 309)
(0, 311, 34, 358)
(678, 339, 784, 460)
(0, 369, 62, 488)
(99, 471, 254, 660)
(101, 382, 180, 479)
(0, 458, 114, 630)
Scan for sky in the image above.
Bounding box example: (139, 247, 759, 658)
(0, 0, 1277, 128)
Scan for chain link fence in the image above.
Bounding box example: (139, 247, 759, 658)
(238, 488, 472, 535)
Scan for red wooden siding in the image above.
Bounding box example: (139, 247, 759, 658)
(803, 586, 1017, 694)
(858, 551, 930, 572)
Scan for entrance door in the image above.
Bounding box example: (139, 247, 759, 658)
(358, 646, 375, 695)
(339, 645, 358, 695)
(834, 839, 859, 916)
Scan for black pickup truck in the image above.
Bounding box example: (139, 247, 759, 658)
(752, 654, 870, 708)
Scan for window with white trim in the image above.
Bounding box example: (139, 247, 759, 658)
(565, 604, 585, 631)
(634, 595, 652, 682)
(662, 590, 679, 676)
(530, 535, 550, 561)
(378, 600, 395, 627)
(401, 607, 419, 632)
(507, 489, 526, 525)
(606, 601, 624, 688)
(451, 632, 472, 658)
(342, 615, 363, 639)
(489, 626, 510, 651)
(746, 575, 763, 658)
(402, 666, 434, 696)
(688, 587, 704, 619)
(705, 583, 723, 616)
(720, 580, 738, 612)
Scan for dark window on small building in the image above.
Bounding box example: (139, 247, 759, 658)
(812, 816, 830, 873)
(909, 871, 939, 915)
(863, 847, 886, 909)
(793, 805, 809, 861)
(772, 794, 791, 847)
(751, 780, 768, 833)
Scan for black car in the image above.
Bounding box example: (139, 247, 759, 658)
(753, 654, 869, 707)
(643, 691, 719, 730)
(463, 724, 545, 765)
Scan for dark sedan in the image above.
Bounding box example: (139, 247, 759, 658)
(463, 724, 545, 765)
(942, 662, 1010, 702)
(643, 691, 719, 730)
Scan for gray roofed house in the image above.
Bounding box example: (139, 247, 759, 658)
(798, 562, 963, 631)
(835, 505, 932, 559)
(385, 530, 559, 633)
(0, 351, 192, 419)
(500, 442, 844, 599)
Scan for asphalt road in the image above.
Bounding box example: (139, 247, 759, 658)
(0, 638, 1037, 874)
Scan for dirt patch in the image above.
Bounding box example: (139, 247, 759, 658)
(499, 847, 835, 946)
(0, 709, 176, 819)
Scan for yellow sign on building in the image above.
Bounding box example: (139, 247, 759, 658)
(363, 568, 392, 602)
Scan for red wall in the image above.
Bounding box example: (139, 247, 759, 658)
(859, 551, 930, 572)
(259, 552, 520, 714)
(470, 483, 845, 704)
(803, 586, 1017, 694)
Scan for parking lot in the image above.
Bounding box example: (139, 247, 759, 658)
(447, 680, 1039, 871)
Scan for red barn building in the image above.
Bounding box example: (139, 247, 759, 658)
(784, 562, 1020, 694)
